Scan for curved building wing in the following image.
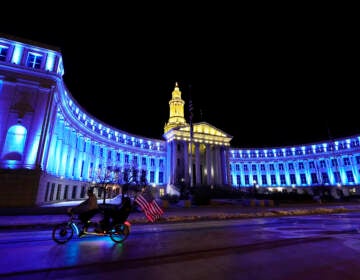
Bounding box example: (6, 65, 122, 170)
(0, 34, 359, 207)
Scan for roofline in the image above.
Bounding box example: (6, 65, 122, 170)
(0, 33, 62, 52)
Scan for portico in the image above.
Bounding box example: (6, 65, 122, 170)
(164, 122, 232, 187)
(163, 83, 232, 187)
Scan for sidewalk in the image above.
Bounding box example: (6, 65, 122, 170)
(1, 200, 360, 230)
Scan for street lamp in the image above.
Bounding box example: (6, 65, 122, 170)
(253, 180, 257, 197)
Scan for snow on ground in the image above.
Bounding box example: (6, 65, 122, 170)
(41, 195, 123, 207)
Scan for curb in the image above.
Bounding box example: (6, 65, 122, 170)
(1, 205, 359, 230)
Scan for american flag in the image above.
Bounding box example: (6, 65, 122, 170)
(135, 191, 164, 222)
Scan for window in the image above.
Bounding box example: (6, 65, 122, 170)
(290, 174, 296, 184)
(80, 185, 86, 198)
(300, 173, 307, 184)
(279, 163, 284, 170)
(159, 159, 164, 168)
(356, 156, 360, 165)
(269, 164, 274, 171)
(44, 182, 49, 201)
(159, 172, 164, 183)
(288, 163, 294, 170)
(142, 157, 146, 166)
(56, 184, 61, 200)
(333, 171, 341, 183)
(26, 52, 42, 69)
(244, 175, 249, 185)
(64, 185, 69, 200)
(150, 171, 155, 183)
(346, 170, 354, 183)
(252, 164, 257, 171)
(322, 173, 329, 184)
(253, 175, 258, 184)
(0, 45, 8, 61)
(133, 156, 138, 164)
(270, 175, 276, 185)
(50, 183, 55, 201)
(150, 158, 155, 167)
(280, 174, 286, 184)
(236, 175, 241, 186)
(298, 162, 304, 169)
(309, 161, 315, 168)
(261, 175, 267, 185)
(311, 173, 318, 184)
(125, 154, 129, 163)
(343, 157, 351, 166)
(260, 164, 265, 171)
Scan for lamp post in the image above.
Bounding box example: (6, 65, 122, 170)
(253, 180, 258, 198)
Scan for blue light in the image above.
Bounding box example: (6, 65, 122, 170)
(11, 44, 23, 64)
(1, 124, 27, 167)
(45, 52, 55, 71)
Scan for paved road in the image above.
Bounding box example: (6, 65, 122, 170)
(1, 212, 360, 279)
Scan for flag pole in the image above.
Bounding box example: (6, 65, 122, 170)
(189, 84, 194, 188)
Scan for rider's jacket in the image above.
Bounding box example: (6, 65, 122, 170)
(73, 193, 99, 213)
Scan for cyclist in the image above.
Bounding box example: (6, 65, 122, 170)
(68, 188, 99, 235)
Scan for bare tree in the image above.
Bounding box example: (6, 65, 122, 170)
(93, 166, 122, 204)
(93, 165, 146, 204)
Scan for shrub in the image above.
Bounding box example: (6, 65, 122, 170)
(160, 194, 180, 204)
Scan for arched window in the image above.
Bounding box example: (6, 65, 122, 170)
(1, 124, 27, 161)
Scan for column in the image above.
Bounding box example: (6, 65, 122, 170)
(195, 143, 201, 185)
(183, 141, 189, 185)
(206, 144, 212, 185)
(171, 141, 177, 185)
(220, 146, 229, 185)
(214, 146, 222, 185)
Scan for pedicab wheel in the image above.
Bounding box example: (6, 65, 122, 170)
(52, 223, 74, 244)
(109, 223, 130, 243)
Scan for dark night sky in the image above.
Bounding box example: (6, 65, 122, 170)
(1, 5, 358, 148)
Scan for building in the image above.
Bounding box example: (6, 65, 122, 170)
(1, 34, 359, 207)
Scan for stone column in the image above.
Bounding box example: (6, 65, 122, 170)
(214, 146, 222, 185)
(171, 141, 177, 185)
(195, 143, 201, 185)
(206, 144, 212, 185)
(183, 141, 189, 185)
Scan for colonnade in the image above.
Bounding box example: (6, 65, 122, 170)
(168, 139, 229, 187)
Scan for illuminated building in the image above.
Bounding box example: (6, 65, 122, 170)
(0, 34, 359, 207)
